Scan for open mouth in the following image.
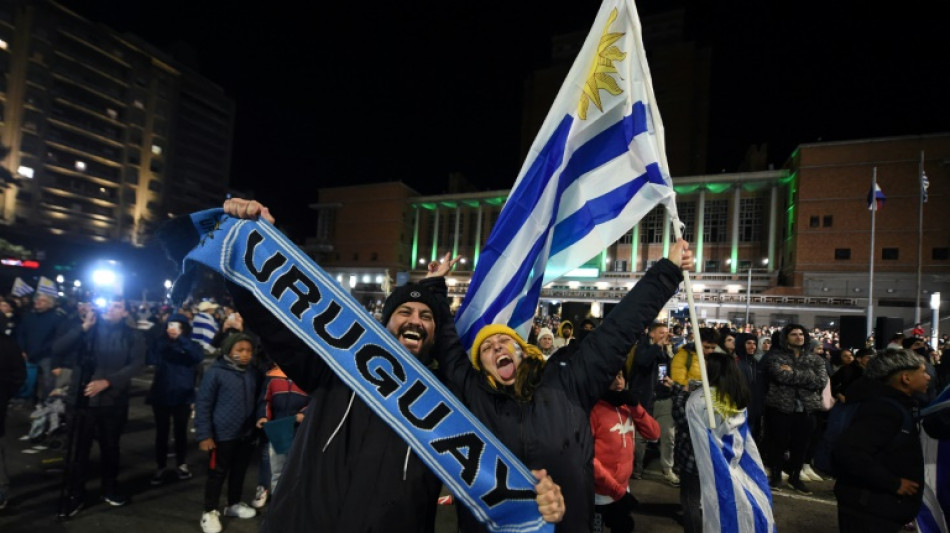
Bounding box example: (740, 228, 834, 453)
(496, 355, 515, 381)
(398, 325, 427, 350)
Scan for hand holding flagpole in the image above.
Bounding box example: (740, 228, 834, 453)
(670, 215, 716, 428)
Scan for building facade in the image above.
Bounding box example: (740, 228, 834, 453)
(0, 1, 234, 245)
(308, 134, 950, 331)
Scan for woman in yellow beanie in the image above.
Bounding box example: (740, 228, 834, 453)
(434, 240, 694, 533)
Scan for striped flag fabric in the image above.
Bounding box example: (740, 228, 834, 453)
(36, 276, 58, 297)
(919, 385, 950, 533)
(867, 183, 886, 211)
(10, 276, 34, 297)
(454, 0, 677, 347)
(191, 311, 219, 354)
(686, 389, 776, 533)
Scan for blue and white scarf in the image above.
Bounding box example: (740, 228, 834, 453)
(169, 209, 551, 533)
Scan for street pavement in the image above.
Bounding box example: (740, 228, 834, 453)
(0, 370, 840, 533)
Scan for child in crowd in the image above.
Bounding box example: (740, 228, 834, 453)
(255, 362, 309, 497)
(195, 333, 261, 533)
(591, 370, 659, 533)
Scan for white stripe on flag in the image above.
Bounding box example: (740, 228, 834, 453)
(455, 0, 677, 347)
(687, 390, 776, 533)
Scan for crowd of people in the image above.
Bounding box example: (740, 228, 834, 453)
(0, 196, 947, 533)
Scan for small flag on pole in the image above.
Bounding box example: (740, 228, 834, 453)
(454, 0, 678, 346)
(11, 277, 34, 297)
(867, 183, 886, 211)
(923, 172, 930, 204)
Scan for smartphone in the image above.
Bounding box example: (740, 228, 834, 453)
(657, 363, 669, 382)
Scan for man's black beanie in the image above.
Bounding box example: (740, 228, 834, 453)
(380, 283, 440, 329)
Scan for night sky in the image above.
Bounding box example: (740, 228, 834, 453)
(59, 1, 948, 240)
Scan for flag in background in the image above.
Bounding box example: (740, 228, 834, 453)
(36, 276, 57, 297)
(686, 391, 776, 533)
(11, 277, 34, 297)
(923, 171, 930, 203)
(455, 0, 678, 347)
(867, 183, 886, 211)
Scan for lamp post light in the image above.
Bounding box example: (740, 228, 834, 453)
(930, 292, 941, 349)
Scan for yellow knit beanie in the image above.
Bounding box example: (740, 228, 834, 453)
(469, 324, 544, 371)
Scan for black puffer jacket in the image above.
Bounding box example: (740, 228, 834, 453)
(765, 330, 827, 414)
(435, 259, 683, 532)
(833, 377, 923, 523)
(228, 280, 443, 533)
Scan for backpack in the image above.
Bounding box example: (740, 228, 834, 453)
(813, 395, 914, 477)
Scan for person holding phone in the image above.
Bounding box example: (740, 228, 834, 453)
(626, 322, 678, 485)
(146, 313, 204, 485)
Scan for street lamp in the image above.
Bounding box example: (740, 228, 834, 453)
(930, 292, 941, 348)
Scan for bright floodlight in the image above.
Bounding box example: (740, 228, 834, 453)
(94, 297, 107, 308)
(92, 269, 117, 286)
(56, 275, 65, 284)
(73, 280, 82, 288)
(931, 292, 941, 310)
(164, 279, 173, 289)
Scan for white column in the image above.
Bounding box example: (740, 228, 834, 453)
(768, 184, 778, 271)
(696, 190, 705, 273)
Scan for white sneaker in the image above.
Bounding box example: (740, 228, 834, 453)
(250, 486, 268, 509)
(224, 502, 256, 519)
(200, 510, 222, 533)
(802, 464, 823, 482)
(663, 470, 680, 486)
(798, 470, 813, 482)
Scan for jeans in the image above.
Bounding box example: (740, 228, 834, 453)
(204, 437, 255, 512)
(153, 404, 191, 469)
(67, 405, 128, 497)
(766, 408, 815, 480)
(267, 444, 288, 495)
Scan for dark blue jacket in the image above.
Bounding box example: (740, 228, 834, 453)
(54, 318, 146, 408)
(16, 308, 66, 364)
(148, 331, 204, 406)
(194, 357, 260, 442)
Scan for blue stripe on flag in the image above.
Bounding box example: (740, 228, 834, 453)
(457, 105, 656, 346)
(550, 161, 663, 257)
(708, 429, 739, 533)
(738, 438, 773, 507)
(742, 487, 770, 533)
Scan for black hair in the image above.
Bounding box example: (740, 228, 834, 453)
(699, 327, 720, 345)
(704, 351, 750, 410)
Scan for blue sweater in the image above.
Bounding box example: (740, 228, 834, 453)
(194, 357, 260, 442)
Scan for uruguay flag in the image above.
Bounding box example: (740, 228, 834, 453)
(686, 389, 776, 533)
(918, 385, 950, 533)
(455, 0, 677, 347)
(867, 183, 886, 211)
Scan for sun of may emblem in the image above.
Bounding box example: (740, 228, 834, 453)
(577, 8, 626, 120)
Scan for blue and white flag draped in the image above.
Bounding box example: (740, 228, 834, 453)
(919, 385, 950, 533)
(454, 0, 677, 347)
(686, 389, 776, 533)
(171, 209, 552, 533)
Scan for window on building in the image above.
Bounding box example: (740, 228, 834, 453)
(835, 248, 851, 260)
(809, 216, 819, 228)
(739, 197, 763, 242)
(704, 200, 728, 242)
(704, 260, 720, 272)
(823, 215, 833, 227)
(640, 206, 666, 243)
(371, 252, 378, 261)
(352, 253, 359, 261)
(151, 144, 162, 156)
(17, 165, 34, 179)
(934, 247, 950, 261)
(0, 39, 7, 50)
(618, 230, 633, 244)
(676, 201, 695, 241)
(133, 99, 145, 110)
(882, 248, 899, 260)
(74, 160, 86, 172)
